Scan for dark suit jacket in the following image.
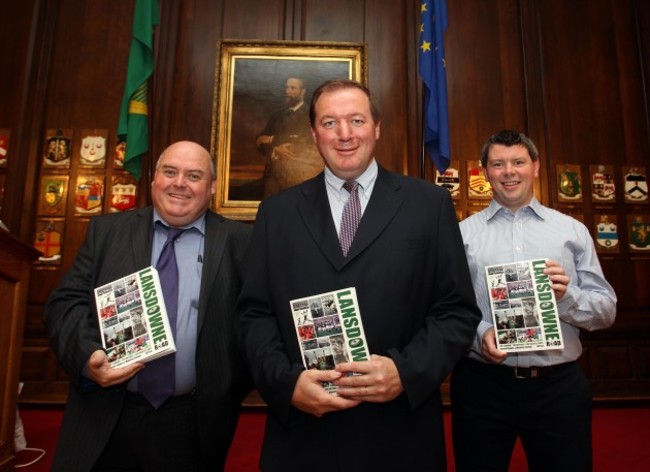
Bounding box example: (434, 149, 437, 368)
(238, 166, 481, 471)
(257, 103, 312, 156)
(44, 207, 252, 471)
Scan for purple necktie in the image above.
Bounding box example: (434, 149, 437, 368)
(138, 226, 185, 409)
(340, 181, 361, 257)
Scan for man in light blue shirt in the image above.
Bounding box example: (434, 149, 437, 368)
(44, 141, 253, 471)
(451, 130, 616, 471)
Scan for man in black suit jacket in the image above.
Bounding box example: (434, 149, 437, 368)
(238, 80, 481, 471)
(256, 76, 323, 197)
(44, 141, 252, 471)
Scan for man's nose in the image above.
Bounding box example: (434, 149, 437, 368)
(172, 173, 187, 185)
(337, 122, 352, 139)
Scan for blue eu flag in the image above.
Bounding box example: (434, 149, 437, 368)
(419, 0, 450, 173)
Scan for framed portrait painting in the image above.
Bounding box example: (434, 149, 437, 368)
(211, 40, 368, 220)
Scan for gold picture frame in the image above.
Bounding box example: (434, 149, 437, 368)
(210, 39, 368, 220)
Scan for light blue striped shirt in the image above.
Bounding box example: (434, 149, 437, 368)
(151, 210, 204, 394)
(324, 159, 378, 235)
(460, 197, 616, 367)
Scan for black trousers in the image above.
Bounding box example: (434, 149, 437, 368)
(450, 358, 592, 472)
(92, 391, 201, 472)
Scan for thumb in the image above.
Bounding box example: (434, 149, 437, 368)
(88, 349, 107, 368)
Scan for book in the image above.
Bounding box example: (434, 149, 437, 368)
(485, 259, 564, 352)
(94, 266, 176, 367)
(290, 287, 370, 394)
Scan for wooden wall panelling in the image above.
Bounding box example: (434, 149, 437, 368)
(302, 0, 365, 43)
(362, 0, 411, 175)
(445, 0, 529, 216)
(520, 0, 551, 202)
(611, 1, 650, 165)
(158, 1, 226, 150)
(623, 0, 650, 326)
(580, 316, 650, 400)
(638, 345, 650, 380)
(535, 0, 650, 332)
(43, 1, 131, 142)
(160, 0, 416, 177)
(10, 0, 650, 404)
(636, 0, 650, 149)
(300, 0, 410, 171)
(446, 0, 528, 162)
(19, 0, 142, 402)
(148, 0, 183, 181)
(405, 0, 424, 178)
(599, 345, 636, 380)
(0, 0, 56, 239)
(0, 233, 40, 470)
(153, 0, 296, 165)
(534, 0, 650, 398)
(597, 258, 650, 312)
(19, 344, 69, 403)
(597, 344, 648, 399)
(0, 2, 34, 136)
(2, 0, 66, 403)
(535, 0, 649, 196)
(0, 1, 34, 233)
(27, 0, 133, 305)
(222, 0, 286, 40)
(285, 0, 302, 40)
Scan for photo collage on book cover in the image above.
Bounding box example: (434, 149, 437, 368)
(96, 274, 151, 364)
(487, 262, 545, 350)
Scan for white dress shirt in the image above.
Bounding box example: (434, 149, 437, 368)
(324, 159, 378, 235)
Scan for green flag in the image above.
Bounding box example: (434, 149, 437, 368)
(117, 0, 159, 181)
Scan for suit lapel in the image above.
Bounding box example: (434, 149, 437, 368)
(297, 174, 346, 269)
(297, 167, 403, 270)
(197, 212, 226, 332)
(345, 167, 403, 261)
(132, 207, 154, 269)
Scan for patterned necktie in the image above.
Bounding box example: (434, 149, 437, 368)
(138, 226, 185, 409)
(339, 181, 361, 257)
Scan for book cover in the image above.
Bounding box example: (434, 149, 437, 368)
(485, 259, 564, 352)
(95, 266, 176, 367)
(290, 287, 370, 394)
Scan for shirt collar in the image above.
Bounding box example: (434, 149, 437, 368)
(324, 158, 378, 195)
(289, 102, 305, 113)
(486, 196, 546, 222)
(153, 209, 206, 235)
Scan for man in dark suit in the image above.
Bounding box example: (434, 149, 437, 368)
(256, 76, 323, 197)
(238, 79, 481, 471)
(44, 141, 252, 471)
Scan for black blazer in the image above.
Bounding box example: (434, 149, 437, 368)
(238, 166, 481, 471)
(44, 207, 252, 471)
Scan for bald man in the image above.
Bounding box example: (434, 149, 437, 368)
(44, 141, 253, 471)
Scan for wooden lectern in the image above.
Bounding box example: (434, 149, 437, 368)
(0, 229, 40, 471)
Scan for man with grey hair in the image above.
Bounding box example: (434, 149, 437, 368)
(256, 77, 323, 197)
